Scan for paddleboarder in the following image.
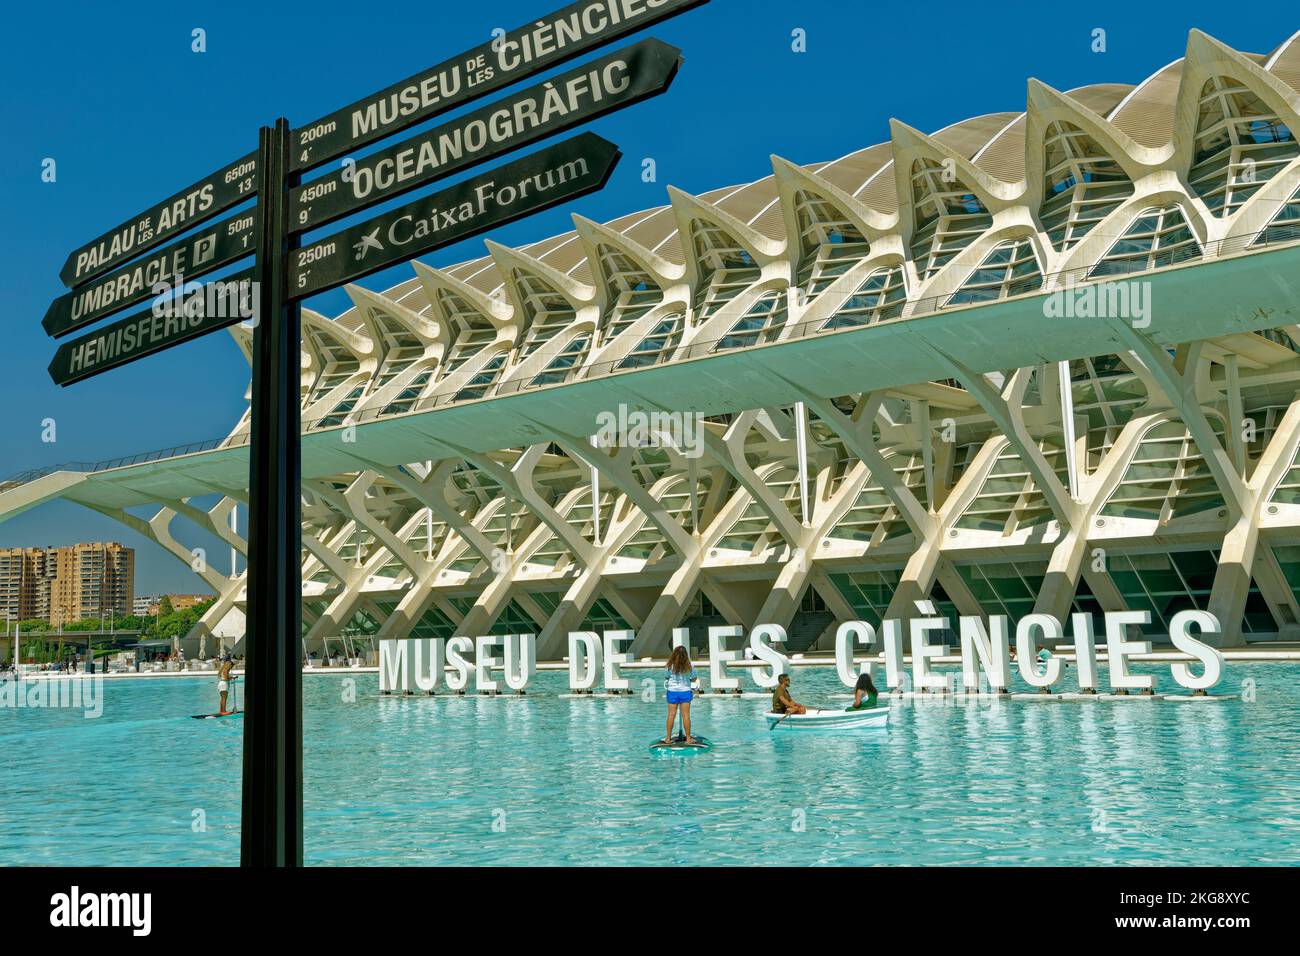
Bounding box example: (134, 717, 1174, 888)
(217, 654, 235, 714)
(663, 645, 699, 745)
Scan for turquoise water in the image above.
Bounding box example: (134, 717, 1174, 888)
(3, 664, 1299, 865)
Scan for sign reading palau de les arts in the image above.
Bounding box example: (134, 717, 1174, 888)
(379, 609, 1229, 697)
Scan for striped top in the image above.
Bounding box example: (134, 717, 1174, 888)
(665, 667, 697, 693)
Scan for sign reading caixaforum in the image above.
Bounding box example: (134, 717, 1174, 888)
(290, 133, 620, 299)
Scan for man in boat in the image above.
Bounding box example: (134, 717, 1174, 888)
(771, 673, 808, 715)
(217, 654, 234, 714)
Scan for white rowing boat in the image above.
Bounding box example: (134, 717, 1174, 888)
(764, 705, 890, 731)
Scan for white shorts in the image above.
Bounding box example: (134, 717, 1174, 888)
(218, 680, 229, 693)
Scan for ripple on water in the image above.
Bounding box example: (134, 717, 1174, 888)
(2, 666, 1299, 865)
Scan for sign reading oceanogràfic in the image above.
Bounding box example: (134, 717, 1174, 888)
(290, 132, 620, 300)
(47, 268, 257, 387)
(43, 209, 260, 339)
(289, 0, 707, 171)
(291, 38, 680, 234)
(57, 153, 257, 288)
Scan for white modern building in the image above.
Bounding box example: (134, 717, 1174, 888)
(5, 29, 1300, 657)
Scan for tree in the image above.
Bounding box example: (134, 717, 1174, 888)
(157, 595, 174, 618)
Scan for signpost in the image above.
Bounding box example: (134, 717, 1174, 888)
(243, 120, 300, 867)
(290, 39, 678, 233)
(58, 153, 257, 287)
(288, 0, 705, 171)
(47, 269, 257, 386)
(44, 210, 259, 338)
(40, 0, 710, 867)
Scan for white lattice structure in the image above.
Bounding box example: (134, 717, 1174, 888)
(7, 28, 1300, 654)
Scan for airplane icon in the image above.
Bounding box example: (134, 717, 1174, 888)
(353, 228, 383, 261)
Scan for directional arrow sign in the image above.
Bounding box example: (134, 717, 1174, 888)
(290, 133, 619, 301)
(291, 38, 680, 235)
(44, 208, 260, 339)
(48, 268, 258, 387)
(289, 0, 706, 172)
(58, 153, 258, 288)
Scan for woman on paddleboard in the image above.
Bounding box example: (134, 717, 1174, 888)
(217, 654, 234, 714)
(663, 646, 699, 745)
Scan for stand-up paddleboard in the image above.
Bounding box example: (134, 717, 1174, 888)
(193, 674, 240, 719)
(649, 734, 712, 756)
(764, 706, 889, 731)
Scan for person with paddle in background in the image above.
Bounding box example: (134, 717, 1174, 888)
(771, 673, 808, 716)
(217, 654, 235, 715)
(663, 645, 700, 745)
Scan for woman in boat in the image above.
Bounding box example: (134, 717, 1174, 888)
(848, 670, 879, 710)
(663, 645, 699, 745)
(771, 673, 808, 715)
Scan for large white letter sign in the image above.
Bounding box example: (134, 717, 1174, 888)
(504, 634, 536, 692)
(475, 635, 503, 693)
(568, 631, 602, 691)
(958, 615, 1011, 690)
(604, 630, 635, 692)
(882, 618, 906, 689)
(445, 636, 474, 692)
(1169, 610, 1224, 691)
(1069, 613, 1100, 692)
(1015, 614, 1063, 688)
(413, 638, 444, 694)
(708, 625, 744, 691)
(835, 621, 876, 688)
(1104, 610, 1153, 691)
(910, 616, 947, 690)
(671, 627, 689, 650)
(379, 639, 410, 694)
(749, 623, 789, 689)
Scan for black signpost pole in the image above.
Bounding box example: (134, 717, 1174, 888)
(41, 0, 713, 871)
(242, 118, 303, 867)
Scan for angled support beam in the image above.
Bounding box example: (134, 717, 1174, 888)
(374, 496, 506, 641)
(698, 411, 803, 547)
(796, 392, 950, 623)
(927, 356, 1079, 527)
(534, 475, 676, 659)
(1032, 411, 1158, 627)
(459, 443, 595, 567)
(751, 461, 872, 631)
(1115, 330, 1250, 515)
(302, 474, 424, 645)
(364, 459, 498, 564)
(1208, 397, 1300, 645)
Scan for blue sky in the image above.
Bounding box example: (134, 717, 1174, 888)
(2, 0, 1297, 593)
